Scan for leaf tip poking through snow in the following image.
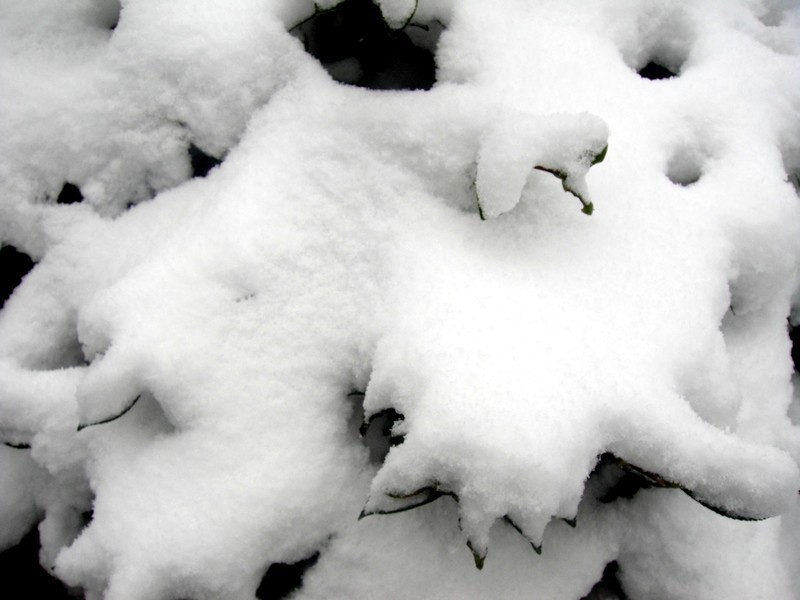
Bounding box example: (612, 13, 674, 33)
(476, 113, 608, 218)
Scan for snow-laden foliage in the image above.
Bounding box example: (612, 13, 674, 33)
(2, 0, 800, 598)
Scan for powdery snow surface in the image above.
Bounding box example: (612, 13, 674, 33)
(1, 0, 800, 598)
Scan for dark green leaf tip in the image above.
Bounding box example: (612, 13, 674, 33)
(531, 542, 542, 555)
(581, 202, 594, 216)
(466, 540, 486, 570)
(563, 517, 577, 528)
(591, 144, 608, 166)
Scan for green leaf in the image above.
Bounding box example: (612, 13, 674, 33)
(466, 539, 487, 570)
(591, 144, 608, 165)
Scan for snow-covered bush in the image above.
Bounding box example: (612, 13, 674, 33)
(2, 0, 800, 598)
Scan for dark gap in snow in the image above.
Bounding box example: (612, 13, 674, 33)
(591, 454, 653, 504)
(0, 526, 76, 599)
(348, 391, 405, 464)
(0, 245, 36, 309)
(789, 319, 800, 373)
(291, 0, 439, 90)
(598, 470, 653, 503)
(256, 552, 320, 600)
(580, 561, 628, 600)
(189, 144, 222, 178)
(637, 61, 676, 80)
(56, 182, 84, 205)
(787, 169, 800, 195)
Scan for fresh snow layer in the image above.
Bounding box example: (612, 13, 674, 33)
(1, 0, 800, 598)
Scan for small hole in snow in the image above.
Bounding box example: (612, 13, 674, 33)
(291, 0, 439, 90)
(256, 552, 320, 600)
(56, 182, 84, 205)
(361, 407, 404, 463)
(590, 454, 653, 504)
(188, 144, 222, 178)
(665, 148, 704, 186)
(580, 561, 629, 600)
(637, 61, 676, 80)
(0, 245, 36, 309)
(348, 391, 404, 464)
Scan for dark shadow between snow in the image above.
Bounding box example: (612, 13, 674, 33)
(256, 552, 320, 600)
(0, 527, 77, 599)
(188, 144, 223, 178)
(290, 0, 440, 90)
(580, 561, 629, 600)
(637, 60, 676, 80)
(0, 245, 35, 310)
(56, 182, 84, 205)
(789, 319, 800, 373)
(348, 390, 404, 465)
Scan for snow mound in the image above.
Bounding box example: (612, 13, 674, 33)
(2, 0, 800, 598)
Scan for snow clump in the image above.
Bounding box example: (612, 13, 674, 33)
(1, 0, 800, 598)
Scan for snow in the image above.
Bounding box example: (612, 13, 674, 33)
(1, 0, 800, 598)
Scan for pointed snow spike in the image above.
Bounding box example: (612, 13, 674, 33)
(563, 517, 577, 528)
(533, 165, 594, 214)
(503, 516, 543, 556)
(466, 539, 487, 570)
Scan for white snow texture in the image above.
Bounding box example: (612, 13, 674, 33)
(1, 0, 800, 598)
